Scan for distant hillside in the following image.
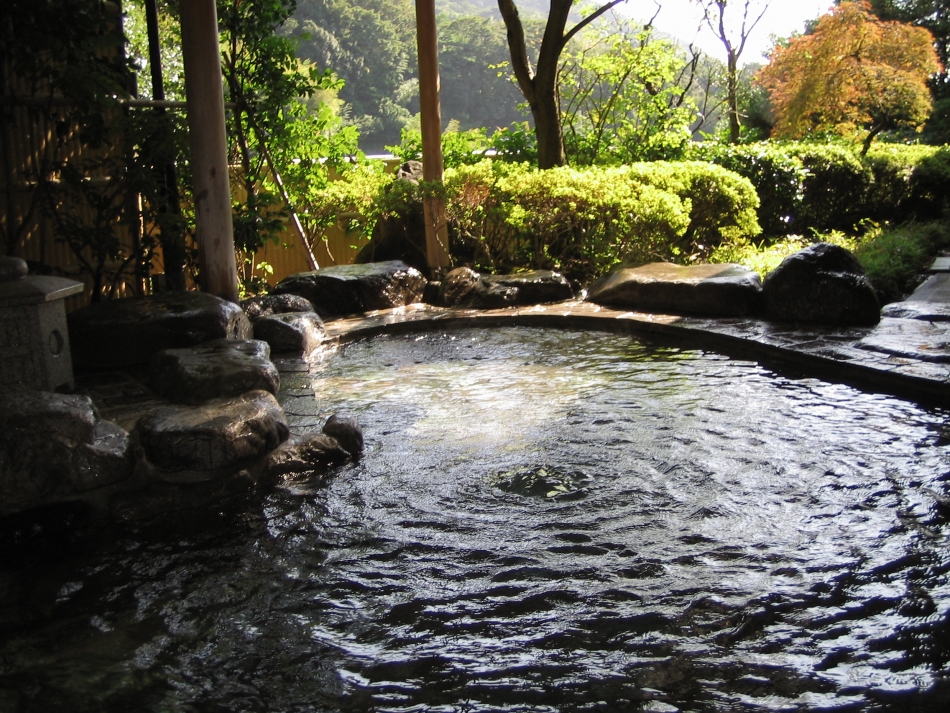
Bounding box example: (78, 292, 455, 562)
(436, 0, 550, 19)
(292, 0, 535, 152)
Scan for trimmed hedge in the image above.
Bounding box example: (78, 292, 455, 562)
(442, 160, 760, 282)
(691, 141, 950, 238)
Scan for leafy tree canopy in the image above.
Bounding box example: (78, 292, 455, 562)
(860, 1, 950, 97)
(758, 0, 941, 154)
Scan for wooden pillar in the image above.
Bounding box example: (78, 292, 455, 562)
(179, 0, 238, 302)
(414, 0, 451, 274)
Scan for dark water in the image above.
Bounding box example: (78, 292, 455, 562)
(2, 327, 950, 712)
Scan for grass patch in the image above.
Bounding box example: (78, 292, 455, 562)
(710, 220, 950, 304)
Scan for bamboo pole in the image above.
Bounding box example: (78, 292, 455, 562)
(414, 0, 451, 274)
(179, 0, 238, 302)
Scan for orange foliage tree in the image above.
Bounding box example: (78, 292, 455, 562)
(757, 0, 942, 154)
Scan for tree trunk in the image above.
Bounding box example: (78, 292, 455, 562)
(726, 50, 740, 144)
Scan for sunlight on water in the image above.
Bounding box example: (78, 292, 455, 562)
(2, 328, 949, 712)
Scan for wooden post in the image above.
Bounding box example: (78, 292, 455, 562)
(179, 0, 239, 302)
(414, 0, 451, 274)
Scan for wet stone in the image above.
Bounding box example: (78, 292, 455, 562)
(0, 391, 132, 514)
(265, 432, 348, 477)
(587, 262, 762, 317)
(322, 414, 363, 457)
(272, 261, 427, 320)
(438, 268, 573, 309)
(763, 243, 879, 326)
(132, 390, 289, 480)
(881, 301, 950, 322)
(855, 317, 950, 363)
(241, 293, 315, 321)
(150, 339, 279, 405)
(252, 311, 326, 355)
(68, 292, 253, 369)
(482, 271, 574, 305)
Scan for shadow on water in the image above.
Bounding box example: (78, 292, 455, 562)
(2, 327, 950, 712)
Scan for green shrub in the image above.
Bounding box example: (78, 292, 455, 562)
(850, 221, 950, 302)
(444, 161, 690, 281)
(624, 161, 761, 257)
(442, 160, 759, 283)
(442, 160, 523, 272)
(907, 147, 950, 220)
(689, 142, 807, 237)
(695, 141, 950, 238)
(785, 144, 873, 233)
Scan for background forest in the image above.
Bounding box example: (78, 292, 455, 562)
(284, 0, 735, 153)
(4, 0, 949, 304)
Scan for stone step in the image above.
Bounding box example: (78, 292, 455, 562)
(929, 256, 950, 272)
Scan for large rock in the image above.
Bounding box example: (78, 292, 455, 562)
(241, 293, 315, 321)
(763, 243, 880, 325)
(149, 339, 279, 404)
(439, 267, 489, 307)
(252, 312, 327, 355)
(586, 262, 762, 317)
(0, 391, 132, 514)
(271, 261, 428, 320)
(353, 161, 428, 273)
(68, 292, 252, 369)
(132, 390, 289, 481)
(438, 268, 573, 309)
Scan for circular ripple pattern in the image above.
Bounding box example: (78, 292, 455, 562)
(2, 327, 950, 712)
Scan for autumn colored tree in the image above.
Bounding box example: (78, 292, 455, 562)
(863, 1, 950, 98)
(758, 1, 941, 154)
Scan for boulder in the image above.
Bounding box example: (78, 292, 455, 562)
(271, 261, 428, 320)
(322, 414, 364, 457)
(150, 339, 279, 404)
(586, 262, 762, 317)
(0, 391, 132, 514)
(354, 161, 428, 273)
(68, 292, 252, 369)
(241, 293, 315, 321)
(439, 267, 483, 307)
(132, 390, 289, 481)
(438, 268, 574, 309)
(252, 312, 326, 355)
(265, 432, 349, 477)
(762, 243, 880, 325)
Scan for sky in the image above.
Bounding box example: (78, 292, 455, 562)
(618, 1, 837, 66)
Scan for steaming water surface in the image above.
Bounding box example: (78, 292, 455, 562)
(2, 327, 949, 712)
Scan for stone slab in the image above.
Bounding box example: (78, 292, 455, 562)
(905, 273, 950, 304)
(855, 317, 950, 363)
(68, 292, 253, 369)
(587, 262, 762, 317)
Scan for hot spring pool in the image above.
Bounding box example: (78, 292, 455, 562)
(2, 327, 949, 712)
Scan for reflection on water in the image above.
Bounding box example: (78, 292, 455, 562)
(2, 327, 949, 712)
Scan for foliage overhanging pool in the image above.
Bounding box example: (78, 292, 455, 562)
(2, 327, 949, 712)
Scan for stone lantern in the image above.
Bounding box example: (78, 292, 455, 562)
(0, 257, 85, 392)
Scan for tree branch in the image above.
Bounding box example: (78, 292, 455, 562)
(497, 0, 537, 101)
(563, 0, 629, 47)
